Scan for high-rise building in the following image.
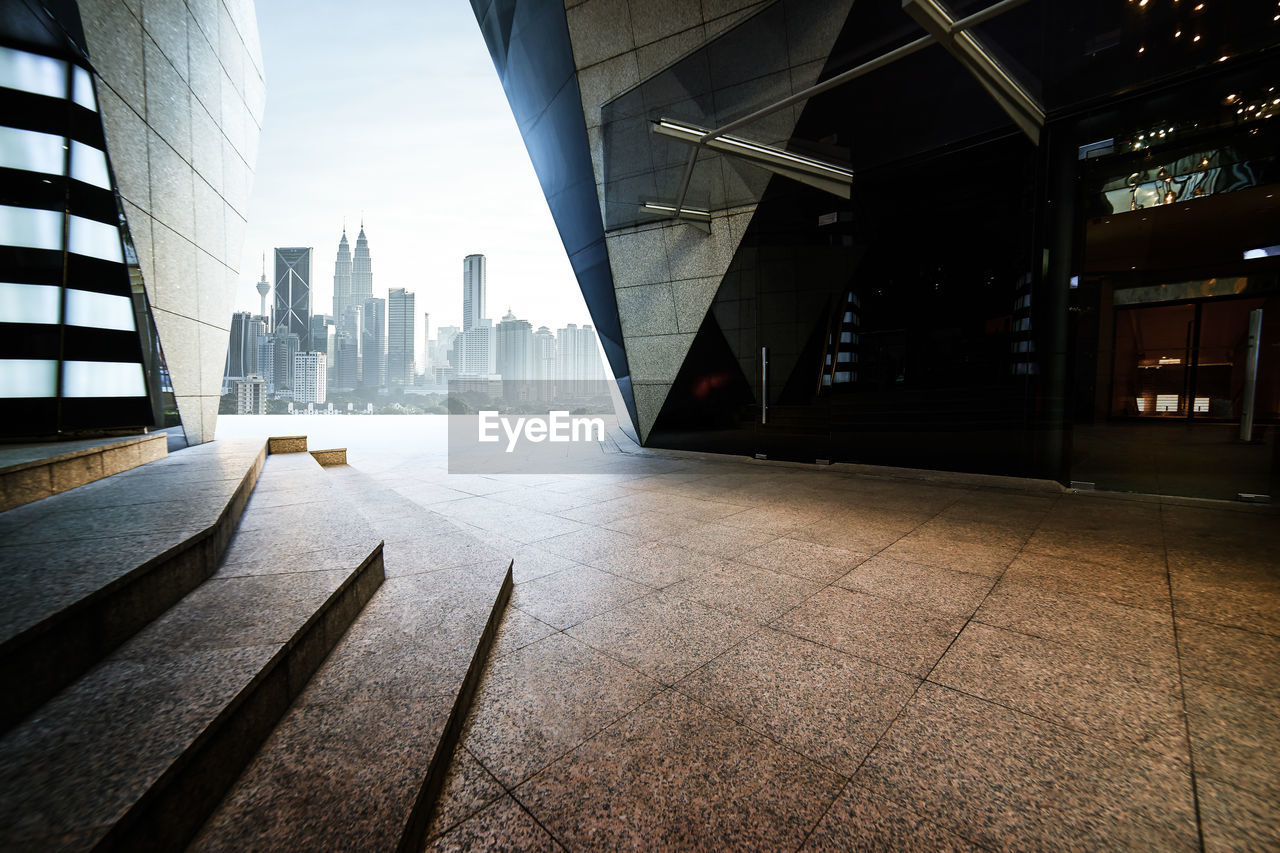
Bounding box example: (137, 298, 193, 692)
(351, 225, 373, 306)
(533, 325, 557, 394)
(223, 312, 256, 388)
(235, 376, 266, 415)
(273, 248, 312, 350)
(556, 324, 604, 382)
(292, 352, 327, 404)
(310, 315, 331, 362)
(421, 312, 431, 373)
(462, 254, 485, 332)
(361, 297, 386, 388)
(387, 289, 415, 387)
(271, 327, 300, 392)
(332, 230, 352, 332)
(457, 321, 495, 378)
(436, 326, 460, 367)
(334, 332, 360, 390)
(496, 310, 533, 381)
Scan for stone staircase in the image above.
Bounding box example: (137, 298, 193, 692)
(0, 437, 511, 852)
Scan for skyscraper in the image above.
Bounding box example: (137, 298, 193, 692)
(223, 312, 256, 388)
(271, 327, 300, 392)
(309, 315, 331, 363)
(235, 376, 266, 415)
(332, 230, 352, 332)
(352, 225, 373, 307)
(496, 310, 533, 381)
(273, 248, 312, 350)
(462, 254, 485, 332)
(361, 297, 386, 388)
(421, 312, 431, 373)
(556, 324, 605, 396)
(387, 289, 415, 387)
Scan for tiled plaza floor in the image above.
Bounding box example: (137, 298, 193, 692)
(223, 418, 1280, 851)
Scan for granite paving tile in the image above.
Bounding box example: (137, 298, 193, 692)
(556, 492, 666, 524)
(973, 578, 1179, 673)
(500, 545, 582, 584)
(215, 543, 377, 578)
(584, 541, 722, 589)
(1197, 776, 1280, 853)
(514, 690, 844, 851)
(433, 497, 586, 543)
(565, 592, 756, 685)
(1183, 675, 1280, 801)
(598, 510, 703, 542)
(649, 494, 751, 521)
(836, 555, 995, 619)
(773, 586, 965, 676)
(659, 522, 777, 560)
(788, 510, 920, 553)
(486, 486, 599, 514)
(801, 784, 982, 852)
(739, 537, 869, 584)
(189, 694, 454, 852)
(1170, 569, 1280, 636)
(678, 629, 919, 776)
(666, 559, 820, 624)
(1001, 550, 1172, 611)
(1176, 617, 1280, 696)
(512, 563, 651, 630)
(536, 526, 644, 564)
(908, 516, 1033, 550)
(879, 532, 1019, 578)
(461, 632, 662, 787)
(426, 794, 563, 852)
(929, 622, 1186, 751)
(857, 683, 1198, 851)
(489, 605, 556, 660)
(423, 744, 509, 844)
(1023, 529, 1168, 573)
(717, 504, 828, 535)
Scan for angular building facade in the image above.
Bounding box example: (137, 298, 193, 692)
(272, 247, 311, 350)
(0, 0, 263, 445)
(387, 287, 415, 387)
(474, 0, 1280, 499)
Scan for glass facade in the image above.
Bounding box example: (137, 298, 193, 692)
(0, 15, 166, 437)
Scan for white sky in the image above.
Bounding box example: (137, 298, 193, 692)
(234, 0, 593, 355)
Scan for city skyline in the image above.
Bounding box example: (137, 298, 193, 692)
(231, 1, 596, 345)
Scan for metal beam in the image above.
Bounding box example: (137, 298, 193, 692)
(653, 0, 1039, 220)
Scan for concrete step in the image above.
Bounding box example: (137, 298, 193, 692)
(189, 464, 511, 853)
(0, 433, 169, 512)
(0, 452, 385, 852)
(0, 439, 267, 731)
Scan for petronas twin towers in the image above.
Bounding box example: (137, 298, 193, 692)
(330, 225, 385, 389)
(332, 225, 372, 327)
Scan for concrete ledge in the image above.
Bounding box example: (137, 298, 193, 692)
(310, 448, 347, 466)
(267, 435, 308, 454)
(0, 433, 168, 512)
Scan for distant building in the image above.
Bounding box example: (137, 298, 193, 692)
(457, 319, 495, 378)
(273, 247, 312, 349)
(293, 352, 327, 404)
(387, 288, 415, 387)
(334, 331, 360, 390)
(435, 325, 460, 368)
(556, 323, 604, 384)
(352, 225, 373, 307)
(271, 327, 300, 392)
(223, 312, 256, 390)
(361, 297, 386, 388)
(236, 375, 267, 415)
(332, 230, 352, 332)
(309, 314, 331, 363)
(462, 254, 485, 332)
(533, 325, 557, 398)
(496, 310, 533, 381)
